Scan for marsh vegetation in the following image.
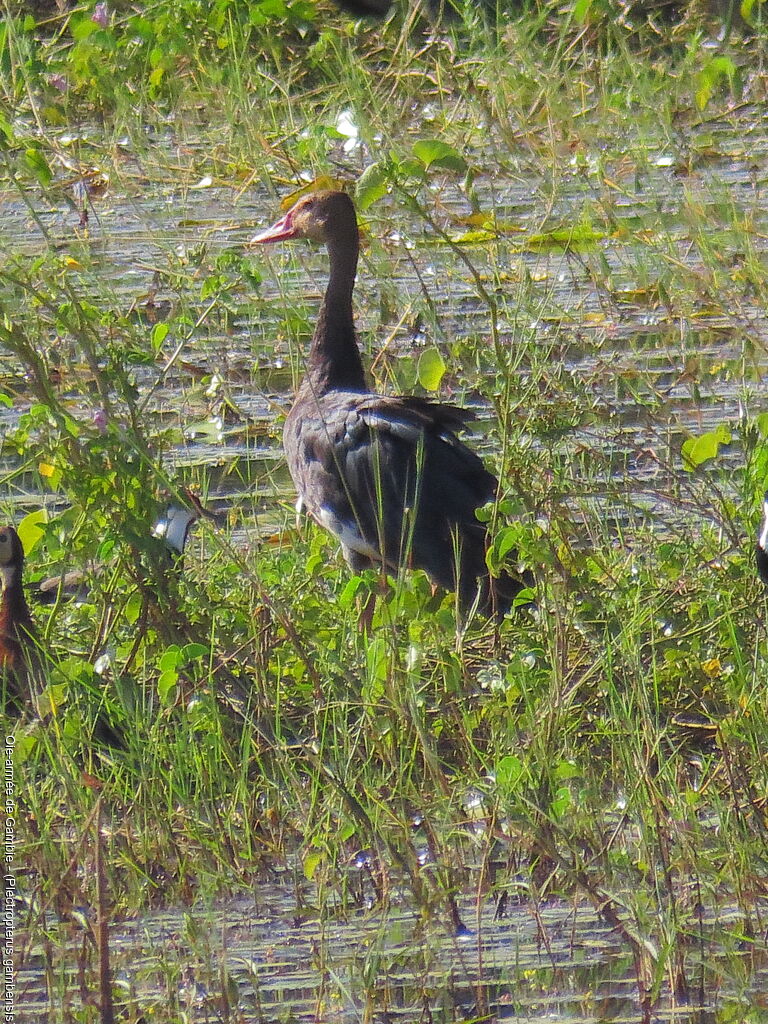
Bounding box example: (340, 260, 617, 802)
(3, 0, 768, 1019)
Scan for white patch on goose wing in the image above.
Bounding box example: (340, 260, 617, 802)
(760, 500, 768, 551)
(317, 506, 381, 561)
(360, 410, 422, 443)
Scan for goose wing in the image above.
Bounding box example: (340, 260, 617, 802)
(285, 392, 497, 592)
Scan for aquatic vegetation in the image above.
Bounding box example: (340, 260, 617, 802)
(1, 0, 768, 1019)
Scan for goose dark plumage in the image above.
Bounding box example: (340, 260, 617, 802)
(0, 525, 37, 710)
(252, 191, 529, 618)
(0, 524, 124, 748)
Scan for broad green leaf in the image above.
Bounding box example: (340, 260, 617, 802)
(338, 821, 356, 842)
(182, 642, 209, 662)
(707, 55, 737, 78)
(157, 669, 178, 705)
(125, 591, 143, 625)
(338, 575, 365, 610)
(159, 646, 182, 672)
(496, 755, 524, 793)
(17, 509, 47, 555)
(0, 117, 14, 147)
(417, 347, 446, 391)
(23, 147, 52, 187)
(495, 526, 520, 562)
(395, 157, 427, 182)
(38, 462, 62, 491)
(455, 229, 498, 245)
(554, 760, 580, 781)
(38, 682, 68, 716)
(550, 785, 572, 819)
(185, 417, 223, 442)
(681, 426, 731, 471)
(524, 223, 607, 252)
(70, 15, 99, 40)
(356, 162, 388, 209)
(151, 323, 169, 351)
(363, 635, 388, 702)
(303, 850, 323, 881)
(740, 0, 759, 23)
(756, 412, 768, 438)
(412, 140, 467, 174)
(10, 733, 37, 763)
(695, 56, 737, 111)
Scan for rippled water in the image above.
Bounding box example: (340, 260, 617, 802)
(6, 109, 768, 1021)
(1, 108, 767, 537)
(17, 880, 768, 1022)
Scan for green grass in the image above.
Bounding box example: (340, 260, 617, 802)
(4, 0, 768, 1018)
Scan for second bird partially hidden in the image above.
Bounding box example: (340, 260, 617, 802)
(252, 191, 528, 618)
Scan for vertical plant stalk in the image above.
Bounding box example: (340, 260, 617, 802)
(95, 797, 114, 1024)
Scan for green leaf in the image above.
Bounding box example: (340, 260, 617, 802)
(182, 642, 209, 662)
(17, 509, 47, 555)
(70, 15, 99, 40)
(417, 348, 446, 391)
(356, 162, 388, 209)
(23, 147, 53, 188)
(513, 587, 535, 608)
(338, 821, 356, 842)
(495, 526, 520, 562)
(707, 55, 737, 78)
(553, 760, 580, 781)
(412, 140, 467, 174)
(10, 733, 37, 764)
(695, 55, 738, 111)
(159, 646, 181, 672)
(574, 0, 594, 21)
(37, 682, 68, 716)
(455, 229, 497, 245)
(185, 418, 223, 442)
(125, 591, 143, 625)
(495, 754, 524, 793)
(363, 635, 388, 702)
(486, 523, 524, 575)
(157, 669, 178, 705)
(681, 426, 731, 471)
(550, 785, 572, 819)
(756, 412, 768, 438)
(739, 0, 764, 24)
(151, 323, 169, 351)
(338, 575, 365, 610)
(0, 117, 14, 148)
(303, 850, 323, 881)
(523, 222, 607, 252)
(397, 157, 427, 181)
